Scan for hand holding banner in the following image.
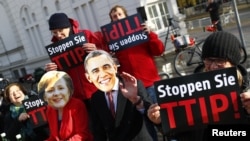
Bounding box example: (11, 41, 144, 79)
(23, 96, 47, 128)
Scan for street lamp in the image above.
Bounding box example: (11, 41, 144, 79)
(232, 0, 247, 63)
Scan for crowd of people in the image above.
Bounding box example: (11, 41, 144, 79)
(0, 3, 250, 141)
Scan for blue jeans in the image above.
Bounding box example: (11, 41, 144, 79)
(146, 85, 157, 104)
(145, 85, 158, 141)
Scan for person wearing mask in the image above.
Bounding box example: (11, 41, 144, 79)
(105, 5, 165, 141)
(147, 31, 250, 141)
(3, 82, 49, 141)
(37, 71, 93, 141)
(84, 50, 154, 141)
(206, 0, 223, 31)
(44, 13, 105, 111)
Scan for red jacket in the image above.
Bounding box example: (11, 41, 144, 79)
(114, 32, 164, 87)
(51, 18, 104, 100)
(46, 98, 93, 141)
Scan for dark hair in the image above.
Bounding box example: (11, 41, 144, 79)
(109, 5, 128, 21)
(4, 82, 27, 103)
(84, 50, 115, 73)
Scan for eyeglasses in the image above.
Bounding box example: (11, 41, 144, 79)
(203, 58, 228, 66)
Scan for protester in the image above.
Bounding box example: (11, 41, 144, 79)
(3, 82, 49, 141)
(108, 5, 164, 103)
(147, 31, 250, 141)
(84, 50, 154, 141)
(105, 5, 165, 141)
(37, 71, 93, 141)
(206, 0, 223, 31)
(44, 12, 105, 110)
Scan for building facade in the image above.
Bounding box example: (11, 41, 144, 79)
(0, 0, 183, 81)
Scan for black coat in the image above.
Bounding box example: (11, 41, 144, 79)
(167, 65, 250, 141)
(3, 95, 49, 141)
(90, 79, 153, 141)
(206, 2, 220, 21)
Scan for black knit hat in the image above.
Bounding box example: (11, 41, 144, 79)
(202, 31, 242, 65)
(48, 13, 71, 30)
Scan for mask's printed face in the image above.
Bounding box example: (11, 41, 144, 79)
(86, 54, 117, 92)
(44, 78, 70, 109)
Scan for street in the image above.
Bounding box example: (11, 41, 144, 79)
(155, 9, 250, 78)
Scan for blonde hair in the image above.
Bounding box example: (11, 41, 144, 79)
(237, 69, 243, 87)
(37, 71, 74, 97)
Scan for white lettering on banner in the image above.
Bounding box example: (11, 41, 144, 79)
(24, 99, 45, 110)
(108, 33, 148, 51)
(119, 33, 148, 46)
(157, 73, 236, 98)
(158, 80, 211, 98)
(47, 34, 86, 56)
(48, 41, 74, 55)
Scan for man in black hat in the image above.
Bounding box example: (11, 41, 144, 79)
(84, 49, 154, 141)
(44, 13, 106, 116)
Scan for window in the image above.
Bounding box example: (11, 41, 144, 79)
(13, 70, 20, 80)
(146, 1, 170, 31)
(21, 6, 46, 57)
(20, 68, 27, 76)
(72, 0, 99, 31)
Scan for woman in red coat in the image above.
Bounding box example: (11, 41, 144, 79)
(38, 71, 93, 141)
